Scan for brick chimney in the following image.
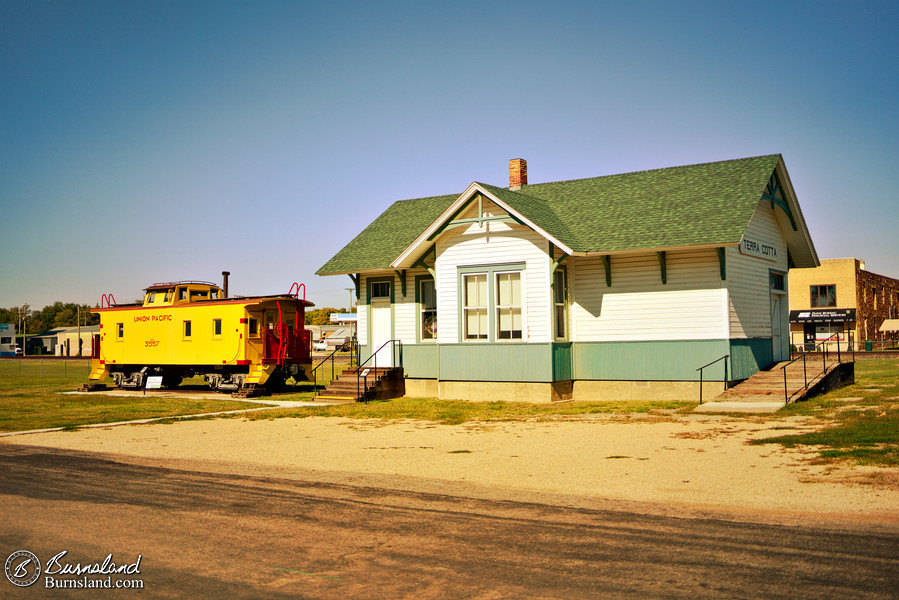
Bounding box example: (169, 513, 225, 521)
(509, 158, 527, 190)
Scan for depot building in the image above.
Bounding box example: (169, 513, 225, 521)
(318, 155, 819, 401)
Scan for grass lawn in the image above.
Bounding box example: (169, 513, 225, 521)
(751, 358, 899, 467)
(236, 396, 694, 425)
(3, 357, 897, 471)
(0, 359, 271, 432)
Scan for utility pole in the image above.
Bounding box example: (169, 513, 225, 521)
(345, 288, 354, 311)
(19, 304, 28, 356)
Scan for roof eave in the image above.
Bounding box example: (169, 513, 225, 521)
(774, 157, 820, 269)
(391, 183, 576, 268)
(581, 242, 740, 258)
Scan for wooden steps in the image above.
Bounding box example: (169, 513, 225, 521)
(317, 367, 405, 402)
(715, 358, 846, 404)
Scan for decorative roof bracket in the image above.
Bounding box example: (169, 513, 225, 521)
(657, 251, 667, 285)
(394, 270, 407, 298)
(348, 273, 360, 299)
(601, 255, 611, 287)
(549, 246, 568, 276)
(762, 172, 797, 231)
(413, 245, 437, 278)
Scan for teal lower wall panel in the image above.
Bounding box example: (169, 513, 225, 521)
(395, 339, 768, 383)
(729, 338, 773, 380)
(552, 343, 572, 381)
(401, 344, 439, 379)
(572, 340, 731, 382)
(438, 344, 554, 382)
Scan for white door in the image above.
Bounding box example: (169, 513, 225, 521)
(771, 294, 787, 362)
(370, 300, 393, 367)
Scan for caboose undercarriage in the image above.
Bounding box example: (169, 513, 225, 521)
(108, 363, 307, 392)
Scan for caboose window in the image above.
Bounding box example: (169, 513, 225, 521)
(164, 290, 173, 302)
(147, 292, 157, 304)
(117, 323, 124, 339)
(213, 319, 222, 337)
(178, 288, 187, 300)
(183, 320, 192, 338)
(249, 318, 258, 336)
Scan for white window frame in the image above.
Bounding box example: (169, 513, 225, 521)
(553, 267, 568, 340)
(457, 263, 526, 343)
(418, 277, 437, 342)
(495, 271, 522, 340)
(462, 273, 488, 341)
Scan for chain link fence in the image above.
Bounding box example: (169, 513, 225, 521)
(0, 357, 91, 378)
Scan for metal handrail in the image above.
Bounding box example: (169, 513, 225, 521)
(781, 332, 849, 404)
(309, 347, 340, 397)
(696, 354, 729, 404)
(354, 339, 402, 401)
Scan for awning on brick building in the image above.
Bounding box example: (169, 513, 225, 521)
(880, 319, 899, 332)
(789, 309, 856, 324)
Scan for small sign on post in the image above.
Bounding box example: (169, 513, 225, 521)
(145, 376, 163, 393)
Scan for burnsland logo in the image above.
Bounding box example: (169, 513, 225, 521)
(5, 550, 144, 590)
(5, 550, 41, 587)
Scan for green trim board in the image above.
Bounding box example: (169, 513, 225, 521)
(728, 338, 774, 381)
(552, 342, 572, 381)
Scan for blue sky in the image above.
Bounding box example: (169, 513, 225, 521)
(2, 1, 897, 311)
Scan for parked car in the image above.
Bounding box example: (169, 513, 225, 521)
(14, 346, 22, 356)
(312, 341, 329, 351)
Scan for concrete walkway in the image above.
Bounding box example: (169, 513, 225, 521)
(0, 390, 341, 438)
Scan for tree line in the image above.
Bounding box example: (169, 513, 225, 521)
(304, 307, 351, 326)
(0, 303, 100, 335)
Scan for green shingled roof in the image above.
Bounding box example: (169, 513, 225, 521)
(317, 193, 458, 274)
(317, 155, 782, 275)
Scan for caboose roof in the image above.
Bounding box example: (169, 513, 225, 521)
(144, 281, 219, 291)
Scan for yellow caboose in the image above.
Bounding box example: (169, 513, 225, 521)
(89, 280, 313, 391)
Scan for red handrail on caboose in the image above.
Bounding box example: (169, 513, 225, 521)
(287, 282, 305, 304)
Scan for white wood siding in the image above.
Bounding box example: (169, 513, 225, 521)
(394, 268, 430, 342)
(435, 200, 552, 344)
(570, 249, 727, 342)
(727, 201, 789, 338)
(357, 269, 433, 346)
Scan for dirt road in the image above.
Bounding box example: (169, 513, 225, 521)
(2, 443, 897, 599)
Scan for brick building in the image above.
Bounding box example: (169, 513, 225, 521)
(788, 258, 899, 351)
